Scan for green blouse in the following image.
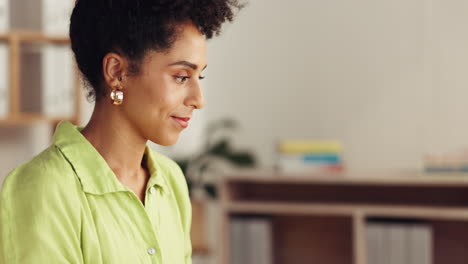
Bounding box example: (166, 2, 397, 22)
(0, 121, 192, 263)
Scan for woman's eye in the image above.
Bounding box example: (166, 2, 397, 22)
(199, 75, 206, 80)
(175, 76, 190, 84)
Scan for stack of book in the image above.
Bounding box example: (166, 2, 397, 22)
(367, 220, 432, 264)
(230, 217, 273, 264)
(423, 150, 468, 173)
(0, 0, 8, 118)
(276, 139, 344, 173)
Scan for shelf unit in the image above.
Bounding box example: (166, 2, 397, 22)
(220, 169, 468, 264)
(0, 31, 81, 125)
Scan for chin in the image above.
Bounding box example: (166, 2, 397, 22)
(150, 135, 179, 146)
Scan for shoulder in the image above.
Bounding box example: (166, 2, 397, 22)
(1, 144, 82, 205)
(0, 146, 83, 263)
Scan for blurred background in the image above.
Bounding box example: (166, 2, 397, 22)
(3, 0, 468, 264)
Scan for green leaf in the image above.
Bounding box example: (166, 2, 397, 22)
(208, 139, 231, 156)
(226, 152, 257, 166)
(173, 117, 258, 200)
(203, 183, 218, 199)
(205, 118, 239, 149)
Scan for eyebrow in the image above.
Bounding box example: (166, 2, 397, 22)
(168, 60, 207, 71)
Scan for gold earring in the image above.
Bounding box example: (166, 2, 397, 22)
(110, 76, 124, 105)
(110, 87, 124, 105)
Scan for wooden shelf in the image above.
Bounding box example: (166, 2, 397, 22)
(0, 31, 69, 43)
(0, 30, 80, 126)
(192, 245, 210, 255)
(220, 171, 468, 264)
(222, 168, 468, 186)
(226, 201, 468, 221)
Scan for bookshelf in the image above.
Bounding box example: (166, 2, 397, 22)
(220, 170, 468, 264)
(0, 31, 81, 126)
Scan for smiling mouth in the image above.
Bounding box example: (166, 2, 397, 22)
(171, 116, 189, 128)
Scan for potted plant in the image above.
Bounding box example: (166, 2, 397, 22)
(175, 117, 257, 254)
(176, 117, 257, 199)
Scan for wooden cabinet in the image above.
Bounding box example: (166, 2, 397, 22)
(220, 170, 468, 264)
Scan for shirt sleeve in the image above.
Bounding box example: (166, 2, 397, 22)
(0, 168, 84, 264)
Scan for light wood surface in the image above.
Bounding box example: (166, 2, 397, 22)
(220, 173, 232, 264)
(353, 211, 367, 264)
(8, 34, 19, 116)
(191, 199, 210, 255)
(223, 168, 468, 186)
(225, 202, 468, 221)
(0, 31, 69, 43)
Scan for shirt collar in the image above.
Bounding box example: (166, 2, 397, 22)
(53, 121, 170, 196)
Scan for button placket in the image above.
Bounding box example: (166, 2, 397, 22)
(147, 247, 157, 255)
(143, 185, 162, 263)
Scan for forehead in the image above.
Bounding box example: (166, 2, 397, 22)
(143, 22, 207, 68)
(170, 22, 207, 53)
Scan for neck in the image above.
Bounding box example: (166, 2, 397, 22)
(81, 102, 147, 181)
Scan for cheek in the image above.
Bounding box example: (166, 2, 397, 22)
(139, 78, 181, 118)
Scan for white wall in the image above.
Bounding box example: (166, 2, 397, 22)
(202, 0, 468, 172)
(0, 123, 51, 181)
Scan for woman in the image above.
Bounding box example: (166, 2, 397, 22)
(0, 0, 242, 263)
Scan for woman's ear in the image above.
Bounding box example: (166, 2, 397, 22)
(102, 52, 128, 91)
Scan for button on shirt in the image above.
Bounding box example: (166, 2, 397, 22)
(0, 121, 192, 263)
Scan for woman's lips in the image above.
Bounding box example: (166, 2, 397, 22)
(171, 116, 190, 128)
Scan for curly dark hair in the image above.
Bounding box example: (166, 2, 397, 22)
(69, 0, 244, 101)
